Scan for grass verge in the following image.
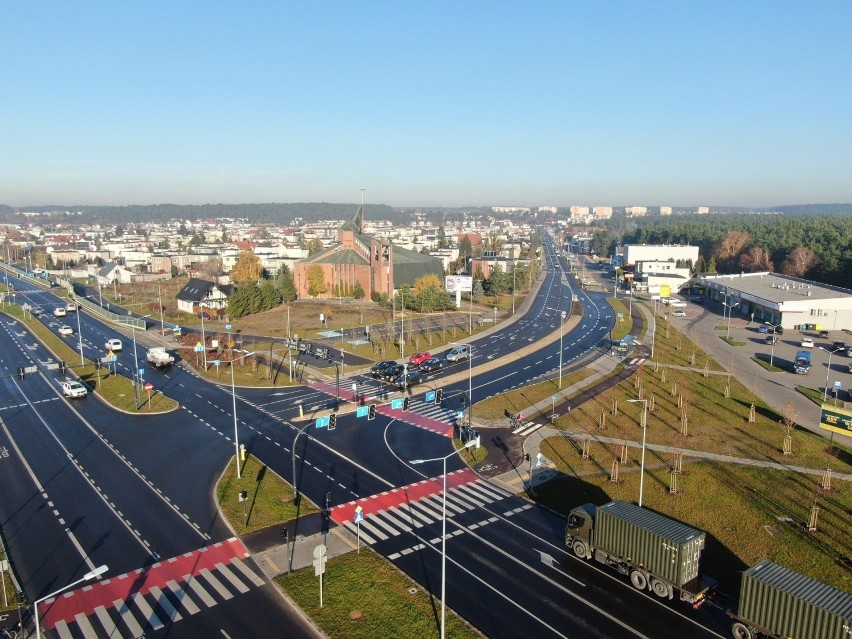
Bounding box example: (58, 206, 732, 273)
(720, 336, 746, 347)
(607, 297, 632, 341)
(217, 454, 319, 533)
(275, 549, 481, 639)
(472, 370, 593, 421)
(752, 355, 786, 373)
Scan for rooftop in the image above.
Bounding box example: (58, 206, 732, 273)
(700, 272, 852, 303)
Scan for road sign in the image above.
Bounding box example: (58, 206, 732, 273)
(425, 390, 436, 402)
(536, 452, 543, 467)
(356, 406, 369, 418)
(138, 368, 145, 377)
(354, 505, 363, 523)
(391, 398, 404, 409)
(551, 395, 556, 401)
(225, 324, 232, 330)
(213, 359, 221, 367)
(144, 382, 154, 391)
(109, 354, 118, 362)
(315, 416, 330, 428)
(313, 544, 327, 576)
(194, 342, 204, 353)
(834, 381, 842, 390)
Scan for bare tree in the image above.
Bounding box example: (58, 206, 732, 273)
(782, 247, 818, 277)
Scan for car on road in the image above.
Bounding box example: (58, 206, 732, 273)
(832, 339, 846, 351)
(105, 338, 124, 352)
(61, 381, 88, 398)
(370, 360, 397, 377)
(671, 310, 687, 318)
(446, 345, 470, 362)
(53, 307, 67, 318)
(380, 364, 405, 381)
(393, 370, 422, 388)
(758, 324, 769, 334)
(765, 335, 778, 344)
(65, 302, 78, 312)
(417, 357, 444, 373)
(818, 330, 829, 339)
(800, 338, 814, 348)
(58, 324, 73, 336)
(669, 301, 687, 308)
(408, 352, 432, 367)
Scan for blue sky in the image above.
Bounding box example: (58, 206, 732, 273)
(3, 1, 851, 208)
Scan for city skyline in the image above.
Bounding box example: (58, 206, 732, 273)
(3, 2, 851, 208)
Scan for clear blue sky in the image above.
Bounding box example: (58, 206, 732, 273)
(3, 1, 850, 208)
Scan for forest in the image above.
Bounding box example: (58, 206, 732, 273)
(591, 214, 852, 288)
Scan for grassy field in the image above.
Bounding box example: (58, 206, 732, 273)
(275, 549, 482, 639)
(643, 304, 726, 372)
(217, 454, 319, 533)
(472, 370, 595, 421)
(608, 297, 633, 341)
(1, 305, 178, 413)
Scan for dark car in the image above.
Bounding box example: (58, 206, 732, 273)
(393, 370, 422, 388)
(381, 364, 405, 381)
(818, 330, 829, 339)
(370, 360, 397, 377)
(417, 357, 444, 373)
(833, 340, 846, 351)
(775, 325, 784, 335)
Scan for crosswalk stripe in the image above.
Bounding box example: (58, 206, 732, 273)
(470, 480, 510, 501)
(445, 490, 479, 510)
(230, 558, 266, 588)
(343, 521, 377, 544)
(54, 620, 73, 639)
(388, 505, 421, 528)
(94, 604, 120, 636)
(185, 574, 217, 608)
(167, 579, 200, 615)
(200, 568, 234, 600)
(516, 423, 543, 436)
(396, 502, 434, 526)
(150, 585, 183, 622)
(408, 500, 441, 521)
(114, 598, 146, 638)
(131, 591, 164, 629)
(74, 611, 98, 639)
(216, 562, 250, 594)
(379, 508, 413, 532)
(423, 495, 464, 515)
(357, 518, 390, 540)
(453, 484, 488, 507)
(368, 514, 400, 537)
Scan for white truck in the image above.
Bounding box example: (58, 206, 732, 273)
(146, 347, 175, 368)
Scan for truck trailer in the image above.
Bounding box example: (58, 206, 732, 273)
(146, 347, 175, 368)
(565, 501, 714, 604)
(728, 560, 852, 639)
(793, 350, 812, 374)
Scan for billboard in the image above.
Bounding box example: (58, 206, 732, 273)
(819, 404, 852, 437)
(445, 276, 473, 292)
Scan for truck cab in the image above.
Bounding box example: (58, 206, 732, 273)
(793, 350, 811, 374)
(565, 504, 596, 557)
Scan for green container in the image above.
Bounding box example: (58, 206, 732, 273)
(594, 501, 705, 587)
(739, 561, 852, 639)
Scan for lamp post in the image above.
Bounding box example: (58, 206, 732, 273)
(130, 314, 151, 409)
(818, 347, 843, 401)
(157, 281, 165, 336)
(292, 420, 313, 506)
(35, 565, 108, 639)
(651, 298, 658, 360)
(511, 259, 516, 315)
(200, 304, 208, 368)
(230, 350, 256, 479)
(725, 301, 740, 338)
(545, 307, 567, 388)
(626, 398, 648, 507)
(450, 342, 473, 429)
(74, 299, 84, 365)
(767, 321, 782, 367)
(410, 438, 480, 639)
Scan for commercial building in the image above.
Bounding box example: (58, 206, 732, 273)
(699, 272, 852, 331)
(622, 244, 700, 267)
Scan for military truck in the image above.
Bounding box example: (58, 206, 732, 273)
(728, 560, 852, 639)
(565, 501, 714, 604)
(146, 347, 175, 368)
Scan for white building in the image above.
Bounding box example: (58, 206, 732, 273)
(593, 206, 613, 220)
(659, 206, 672, 216)
(622, 244, 700, 266)
(625, 206, 648, 217)
(697, 206, 710, 215)
(569, 206, 590, 218)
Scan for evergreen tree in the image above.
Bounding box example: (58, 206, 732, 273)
(352, 281, 365, 300)
(276, 265, 297, 302)
(472, 279, 485, 298)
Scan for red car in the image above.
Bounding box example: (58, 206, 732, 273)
(408, 352, 432, 367)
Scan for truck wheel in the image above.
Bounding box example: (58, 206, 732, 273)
(629, 570, 647, 590)
(731, 622, 752, 639)
(571, 540, 588, 558)
(650, 578, 668, 598)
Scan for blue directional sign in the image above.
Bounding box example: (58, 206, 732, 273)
(138, 368, 145, 378)
(425, 390, 436, 402)
(391, 398, 404, 409)
(225, 324, 232, 330)
(536, 453, 543, 468)
(213, 359, 221, 367)
(109, 354, 118, 362)
(356, 406, 369, 418)
(355, 510, 364, 523)
(315, 416, 330, 428)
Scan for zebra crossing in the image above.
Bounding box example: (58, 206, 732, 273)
(625, 357, 646, 367)
(39, 538, 265, 639)
(511, 420, 545, 437)
(331, 468, 518, 547)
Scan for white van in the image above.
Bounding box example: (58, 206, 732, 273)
(446, 345, 470, 362)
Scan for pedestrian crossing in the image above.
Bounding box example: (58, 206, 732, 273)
(331, 468, 515, 547)
(625, 357, 646, 367)
(39, 538, 265, 639)
(511, 420, 545, 437)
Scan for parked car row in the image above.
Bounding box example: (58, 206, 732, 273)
(367, 346, 472, 388)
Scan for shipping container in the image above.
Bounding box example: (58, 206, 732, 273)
(594, 501, 705, 588)
(730, 560, 852, 639)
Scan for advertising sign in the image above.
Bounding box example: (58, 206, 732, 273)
(819, 404, 852, 436)
(445, 276, 473, 292)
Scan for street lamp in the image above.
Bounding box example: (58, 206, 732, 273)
(449, 342, 473, 429)
(725, 301, 740, 338)
(230, 350, 256, 479)
(766, 321, 782, 367)
(818, 347, 844, 401)
(545, 307, 567, 388)
(651, 298, 658, 360)
(626, 398, 648, 507)
(35, 565, 108, 639)
(411, 438, 480, 639)
(292, 420, 313, 507)
(74, 299, 84, 365)
(130, 314, 152, 409)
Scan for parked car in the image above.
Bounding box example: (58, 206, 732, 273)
(370, 360, 397, 377)
(775, 325, 784, 335)
(53, 307, 67, 318)
(446, 345, 470, 362)
(818, 330, 829, 339)
(765, 335, 778, 345)
(199, 312, 211, 319)
(408, 352, 432, 367)
(58, 324, 73, 336)
(61, 381, 88, 398)
(758, 325, 769, 334)
(688, 295, 704, 304)
(380, 364, 405, 381)
(105, 338, 124, 352)
(393, 370, 422, 388)
(832, 339, 846, 351)
(669, 301, 687, 308)
(671, 310, 687, 318)
(800, 338, 814, 348)
(417, 357, 444, 373)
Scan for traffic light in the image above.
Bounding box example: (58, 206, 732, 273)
(59, 361, 66, 374)
(434, 389, 443, 405)
(368, 404, 376, 420)
(329, 413, 337, 430)
(402, 397, 410, 411)
(17, 367, 25, 381)
(524, 453, 530, 462)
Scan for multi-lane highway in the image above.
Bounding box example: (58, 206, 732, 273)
(0, 235, 732, 638)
